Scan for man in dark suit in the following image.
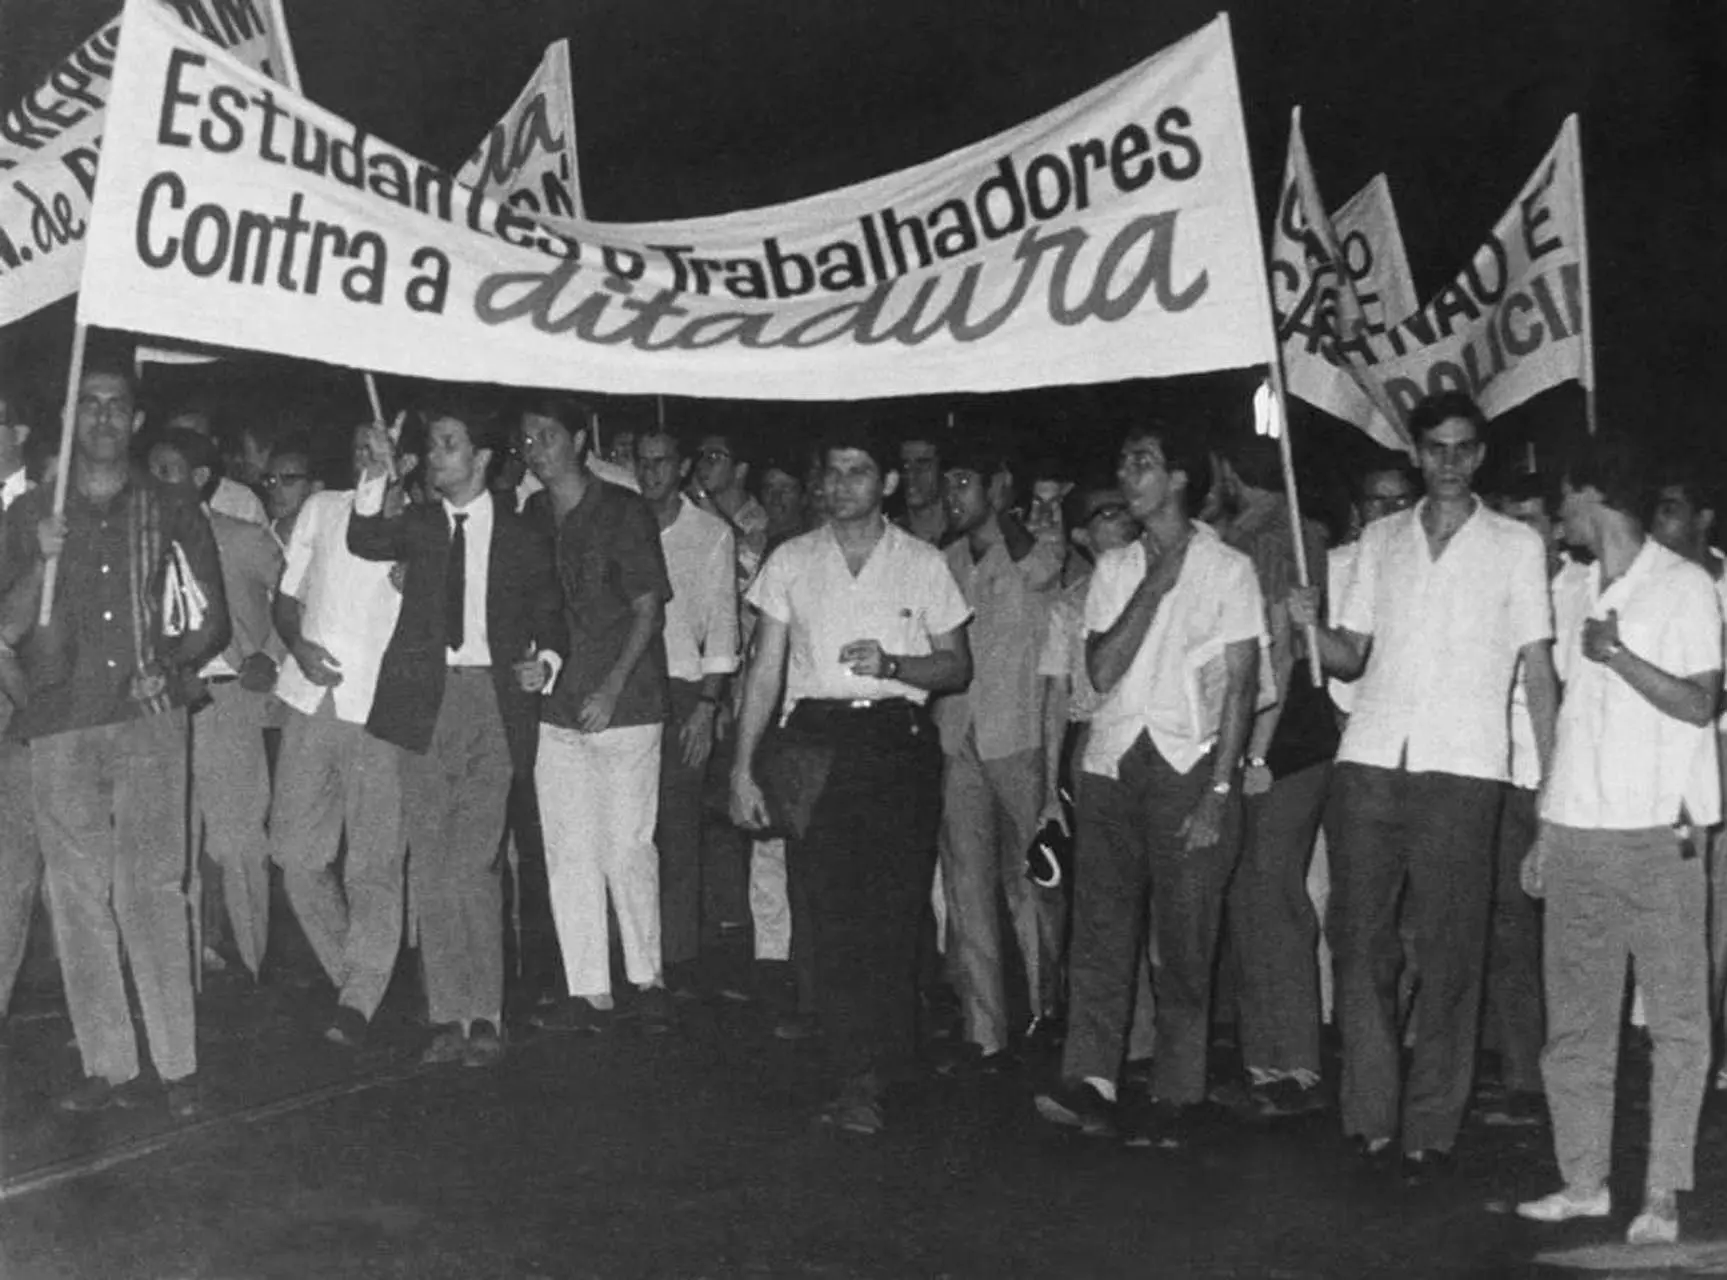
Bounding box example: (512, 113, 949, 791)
(349, 394, 563, 1068)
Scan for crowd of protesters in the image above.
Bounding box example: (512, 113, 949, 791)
(0, 364, 1720, 1246)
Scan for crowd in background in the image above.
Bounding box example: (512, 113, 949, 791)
(0, 364, 1720, 1246)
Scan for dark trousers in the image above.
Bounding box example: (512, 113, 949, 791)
(1229, 761, 1331, 1076)
(782, 700, 941, 1085)
(1485, 784, 1545, 1094)
(1329, 762, 1499, 1152)
(1063, 731, 1239, 1103)
(657, 679, 710, 969)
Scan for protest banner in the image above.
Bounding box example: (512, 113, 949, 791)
(78, 0, 1278, 400)
(1268, 108, 1410, 452)
(0, 0, 301, 327)
(1273, 110, 1593, 446)
(457, 39, 584, 219)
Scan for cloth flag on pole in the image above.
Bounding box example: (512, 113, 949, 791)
(1269, 108, 1409, 451)
(1273, 110, 1593, 447)
(457, 39, 585, 220)
(78, 0, 1277, 400)
(0, 0, 301, 327)
(1331, 174, 1418, 332)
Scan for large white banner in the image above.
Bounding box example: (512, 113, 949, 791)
(0, 0, 300, 327)
(1272, 109, 1592, 447)
(457, 39, 584, 220)
(79, 0, 1277, 400)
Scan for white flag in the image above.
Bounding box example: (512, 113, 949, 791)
(456, 39, 584, 220)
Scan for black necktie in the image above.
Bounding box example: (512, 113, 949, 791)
(446, 512, 468, 651)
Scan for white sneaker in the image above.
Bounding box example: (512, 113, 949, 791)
(1516, 1186, 1611, 1222)
(1626, 1203, 1679, 1245)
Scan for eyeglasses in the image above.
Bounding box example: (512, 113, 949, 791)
(1085, 502, 1129, 524)
(261, 472, 310, 489)
(697, 447, 733, 464)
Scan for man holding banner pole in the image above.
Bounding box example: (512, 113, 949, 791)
(1290, 390, 1557, 1179)
(0, 363, 229, 1116)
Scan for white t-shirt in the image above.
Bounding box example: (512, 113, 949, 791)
(660, 497, 740, 684)
(1336, 501, 1552, 782)
(1542, 539, 1723, 829)
(746, 521, 970, 712)
(1081, 523, 1269, 779)
(274, 490, 403, 724)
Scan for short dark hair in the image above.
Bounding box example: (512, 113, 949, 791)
(696, 427, 753, 470)
(1648, 467, 1717, 518)
(817, 419, 895, 479)
(152, 426, 223, 502)
(942, 434, 1014, 485)
(1122, 419, 1211, 517)
(1560, 433, 1649, 520)
(1064, 470, 1123, 533)
(419, 391, 503, 457)
(1354, 456, 1419, 503)
(1408, 390, 1488, 442)
(1494, 470, 1560, 517)
(518, 394, 589, 439)
(635, 426, 686, 459)
(268, 431, 314, 466)
(79, 361, 140, 402)
(1215, 434, 1282, 492)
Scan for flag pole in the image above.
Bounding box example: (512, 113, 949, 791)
(1218, 16, 1321, 687)
(39, 323, 89, 628)
(363, 372, 385, 425)
(1569, 115, 1598, 435)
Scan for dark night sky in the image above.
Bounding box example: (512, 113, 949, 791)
(0, 0, 1721, 497)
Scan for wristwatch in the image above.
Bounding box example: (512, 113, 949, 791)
(1209, 777, 1233, 796)
(1247, 755, 1268, 771)
(883, 655, 902, 681)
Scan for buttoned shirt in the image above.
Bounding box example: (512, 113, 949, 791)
(935, 535, 1059, 759)
(541, 480, 672, 732)
(1038, 571, 1105, 723)
(3, 474, 228, 738)
(747, 520, 970, 713)
(275, 489, 402, 724)
(1082, 523, 1269, 779)
(1326, 541, 1361, 716)
(659, 497, 740, 684)
(1335, 501, 1552, 782)
(1542, 539, 1722, 830)
(1509, 557, 1591, 789)
(442, 491, 494, 667)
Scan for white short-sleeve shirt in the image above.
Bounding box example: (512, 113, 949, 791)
(746, 521, 970, 712)
(1336, 501, 1553, 782)
(660, 497, 741, 683)
(274, 490, 404, 724)
(1082, 523, 1268, 779)
(1542, 540, 1722, 830)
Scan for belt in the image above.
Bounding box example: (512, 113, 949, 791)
(447, 665, 491, 677)
(796, 697, 918, 714)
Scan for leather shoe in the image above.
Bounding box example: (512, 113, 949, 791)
(1400, 1148, 1456, 1183)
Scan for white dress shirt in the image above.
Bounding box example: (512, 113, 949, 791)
(1336, 501, 1553, 782)
(1326, 540, 1361, 716)
(747, 521, 970, 712)
(442, 490, 494, 667)
(660, 497, 740, 684)
(1542, 539, 1723, 830)
(274, 490, 403, 724)
(1082, 523, 1270, 779)
(1510, 557, 1592, 788)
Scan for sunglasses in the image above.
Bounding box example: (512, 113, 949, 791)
(261, 472, 310, 489)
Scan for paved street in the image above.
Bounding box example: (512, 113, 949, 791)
(1, 919, 1724, 1280)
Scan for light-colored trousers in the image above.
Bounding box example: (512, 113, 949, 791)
(0, 739, 43, 1014)
(192, 681, 273, 977)
(402, 671, 513, 1029)
(33, 710, 195, 1084)
(271, 700, 405, 1020)
(1542, 824, 1709, 1195)
(940, 736, 1051, 1056)
(750, 838, 790, 961)
(536, 721, 663, 1000)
